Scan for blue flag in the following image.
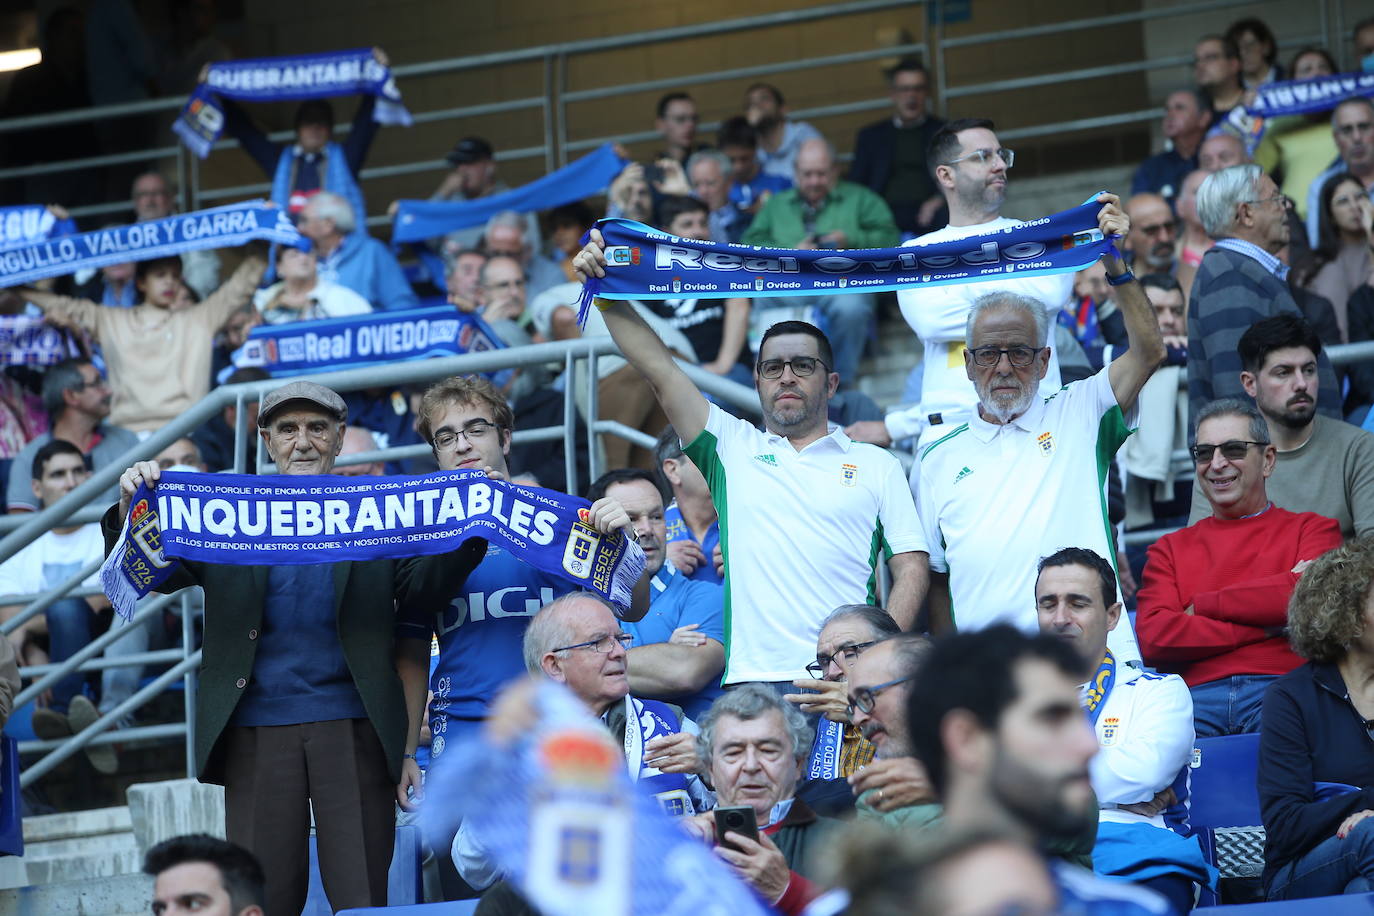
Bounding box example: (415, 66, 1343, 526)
(100, 470, 645, 622)
(0, 205, 77, 251)
(575, 196, 1115, 325)
(174, 48, 412, 159)
(433, 681, 773, 916)
(0, 315, 79, 368)
(0, 201, 302, 288)
(1246, 71, 1374, 117)
(391, 144, 629, 244)
(230, 306, 508, 378)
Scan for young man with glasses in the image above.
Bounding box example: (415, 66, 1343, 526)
(1136, 399, 1341, 737)
(576, 241, 930, 690)
(914, 200, 1163, 661)
(399, 374, 647, 898)
(847, 119, 1113, 451)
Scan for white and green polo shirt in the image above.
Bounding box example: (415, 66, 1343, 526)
(684, 404, 927, 684)
(915, 367, 1142, 663)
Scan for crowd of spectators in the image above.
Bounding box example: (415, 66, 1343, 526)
(4, 10, 1374, 916)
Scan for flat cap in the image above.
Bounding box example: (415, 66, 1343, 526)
(258, 381, 347, 427)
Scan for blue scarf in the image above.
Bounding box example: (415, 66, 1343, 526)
(622, 696, 695, 817)
(100, 470, 645, 622)
(391, 144, 629, 244)
(1084, 650, 1117, 726)
(0, 201, 302, 288)
(0, 316, 78, 367)
(807, 717, 846, 780)
(230, 306, 508, 382)
(0, 205, 76, 251)
(575, 196, 1117, 325)
(173, 48, 411, 159)
(270, 140, 367, 237)
(1246, 71, 1374, 117)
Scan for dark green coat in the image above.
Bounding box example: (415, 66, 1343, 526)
(102, 506, 483, 785)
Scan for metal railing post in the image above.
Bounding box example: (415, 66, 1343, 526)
(933, 0, 947, 119)
(586, 344, 601, 485)
(555, 52, 569, 169)
(181, 591, 197, 778)
(564, 351, 578, 496)
(542, 54, 557, 174)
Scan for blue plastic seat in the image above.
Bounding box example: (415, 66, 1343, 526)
(337, 902, 479, 916)
(300, 824, 424, 914)
(0, 735, 23, 857)
(1193, 890, 1374, 913)
(1189, 733, 1264, 906)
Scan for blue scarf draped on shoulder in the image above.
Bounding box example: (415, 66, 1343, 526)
(575, 195, 1117, 326)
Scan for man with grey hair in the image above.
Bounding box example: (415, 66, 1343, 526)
(687, 148, 749, 243)
(1304, 97, 1374, 247)
(6, 358, 136, 513)
(1136, 398, 1342, 737)
(683, 682, 841, 910)
(1188, 164, 1340, 425)
(482, 210, 564, 301)
(743, 136, 900, 383)
(917, 200, 1163, 667)
(298, 192, 418, 311)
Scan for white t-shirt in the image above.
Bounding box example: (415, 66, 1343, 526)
(253, 280, 373, 325)
(890, 218, 1075, 447)
(0, 524, 105, 598)
(916, 367, 1141, 662)
(684, 404, 927, 682)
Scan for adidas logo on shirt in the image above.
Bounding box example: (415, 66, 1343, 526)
(754, 453, 778, 467)
(953, 466, 973, 484)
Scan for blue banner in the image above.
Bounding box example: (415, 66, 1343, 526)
(174, 48, 412, 159)
(0, 205, 76, 251)
(100, 470, 645, 621)
(391, 144, 629, 244)
(1246, 71, 1374, 117)
(231, 306, 507, 376)
(0, 315, 78, 367)
(0, 201, 302, 288)
(431, 682, 772, 916)
(575, 197, 1115, 324)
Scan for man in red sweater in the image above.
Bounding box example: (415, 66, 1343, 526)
(1136, 398, 1341, 737)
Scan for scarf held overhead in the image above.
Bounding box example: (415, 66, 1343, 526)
(0, 205, 76, 251)
(100, 470, 645, 621)
(174, 47, 412, 159)
(0, 201, 303, 288)
(575, 195, 1116, 325)
(1246, 71, 1374, 117)
(390, 144, 629, 244)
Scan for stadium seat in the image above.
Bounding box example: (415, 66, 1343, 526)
(337, 902, 479, 915)
(0, 736, 23, 857)
(1189, 733, 1264, 906)
(1193, 890, 1374, 913)
(301, 824, 424, 914)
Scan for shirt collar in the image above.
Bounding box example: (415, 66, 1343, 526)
(893, 114, 928, 129)
(651, 560, 676, 593)
(966, 393, 1047, 441)
(763, 797, 795, 829)
(763, 421, 851, 453)
(1214, 237, 1290, 281)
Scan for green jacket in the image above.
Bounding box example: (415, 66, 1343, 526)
(742, 181, 900, 250)
(102, 506, 483, 785)
(772, 798, 845, 881)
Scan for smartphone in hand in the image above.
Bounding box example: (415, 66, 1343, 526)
(714, 805, 760, 849)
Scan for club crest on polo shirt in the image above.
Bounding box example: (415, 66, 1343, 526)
(1037, 431, 1054, 455)
(1100, 716, 1121, 746)
(753, 453, 778, 467)
(840, 463, 858, 486)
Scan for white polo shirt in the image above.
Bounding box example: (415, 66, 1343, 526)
(684, 404, 928, 683)
(916, 367, 1142, 662)
(889, 218, 1074, 448)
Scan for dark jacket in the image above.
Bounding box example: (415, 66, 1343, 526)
(1258, 662, 1374, 888)
(102, 505, 483, 785)
(849, 115, 945, 234)
(1186, 245, 1341, 426)
(770, 797, 843, 880)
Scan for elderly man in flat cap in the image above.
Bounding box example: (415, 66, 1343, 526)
(106, 381, 485, 916)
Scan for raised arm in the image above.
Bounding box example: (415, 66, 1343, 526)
(18, 287, 101, 339)
(574, 228, 711, 444)
(1100, 193, 1165, 413)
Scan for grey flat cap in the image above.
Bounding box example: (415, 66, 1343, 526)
(257, 381, 348, 427)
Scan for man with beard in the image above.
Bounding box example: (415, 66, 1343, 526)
(1123, 193, 1179, 275)
(1186, 314, 1374, 539)
(576, 237, 929, 689)
(914, 213, 1163, 662)
(906, 626, 1171, 913)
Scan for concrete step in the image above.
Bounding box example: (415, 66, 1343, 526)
(0, 871, 150, 916)
(22, 806, 131, 844)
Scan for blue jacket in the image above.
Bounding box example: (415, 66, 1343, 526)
(318, 232, 419, 312)
(1259, 662, 1374, 888)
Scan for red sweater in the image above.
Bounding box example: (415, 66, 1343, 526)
(1135, 506, 1342, 687)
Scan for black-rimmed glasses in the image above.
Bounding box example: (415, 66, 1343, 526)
(1190, 440, 1268, 464)
(433, 420, 502, 451)
(968, 345, 1046, 369)
(805, 640, 879, 678)
(758, 356, 830, 379)
(848, 674, 916, 715)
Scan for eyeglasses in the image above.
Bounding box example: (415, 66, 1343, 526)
(968, 345, 1046, 368)
(757, 356, 830, 379)
(1190, 440, 1268, 463)
(552, 633, 635, 654)
(805, 640, 878, 678)
(433, 420, 502, 451)
(848, 674, 917, 715)
(945, 147, 1014, 168)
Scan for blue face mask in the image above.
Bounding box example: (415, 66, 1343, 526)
(1364, 52, 1374, 74)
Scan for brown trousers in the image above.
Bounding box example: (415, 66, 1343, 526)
(223, 718, 395, 915)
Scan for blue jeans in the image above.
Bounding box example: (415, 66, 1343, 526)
(813, 293, 876, 385)
(45, 597, 95, 713)
(1190, 675, 1275, 738)
(1268, 816, 1374, 899)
